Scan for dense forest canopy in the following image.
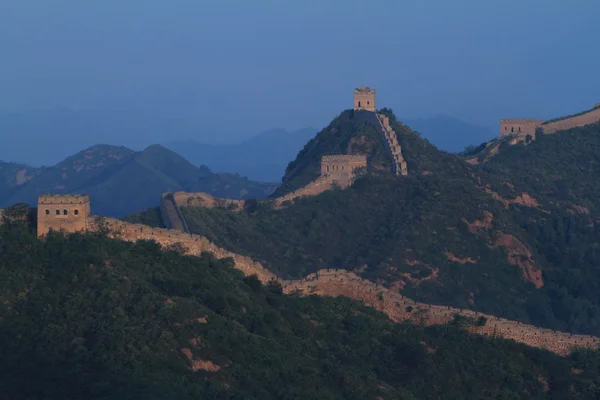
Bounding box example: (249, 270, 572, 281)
(3, 220, 600, 399)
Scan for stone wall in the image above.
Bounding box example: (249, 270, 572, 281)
(499, 119, 542, 138)
(160, 193, 189, 233)
(172, 191, 245, 212)
(37, 194, 90, 237)
(283, 269, 600, 356)
(32, 204, 599, 356)
(541, 106, 600, 134)
(353, 87, 376, 112)
(320, 155, 367, 175)
(355, 110, 407, 176)
(88, 216, 276, 283)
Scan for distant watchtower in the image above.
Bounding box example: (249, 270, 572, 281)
(354, 87, 376, 112)
(37, 194, 90, 237)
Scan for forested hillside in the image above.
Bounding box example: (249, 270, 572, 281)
(2, 220, 600, 399)
(130, 112, 600, 338)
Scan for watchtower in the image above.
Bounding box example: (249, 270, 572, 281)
(37, 194, 90, 237)
(499, 119, 542, 138)
(354, 87, 376, 112)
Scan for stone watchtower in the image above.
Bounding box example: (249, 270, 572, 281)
(354, 87, 376, 112)
(37, 194, 91, 237)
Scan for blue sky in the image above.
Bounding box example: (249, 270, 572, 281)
(1, 0, 599, 141)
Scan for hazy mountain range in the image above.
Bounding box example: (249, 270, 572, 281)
(0, 144, 276, 217)
(0, 109, 493, 182)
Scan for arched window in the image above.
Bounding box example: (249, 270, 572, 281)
(45, 209, 50, 215)
(74, 210, 79, 215)
(511, 127, 514, 133)
(63, 209, 68, 215)
(358, 101, 362, 108)
(518, 127, 521, 132)
(367, 101, 370, 105)
(56, 210, 60, 215)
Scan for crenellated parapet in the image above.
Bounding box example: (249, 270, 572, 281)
(353, 86, 376, 112)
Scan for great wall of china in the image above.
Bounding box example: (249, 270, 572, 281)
(15, 191, 599, 356)
(4, 87, 600, 356)
(160, 87, 408, 225)
(499, 102, 600, 141)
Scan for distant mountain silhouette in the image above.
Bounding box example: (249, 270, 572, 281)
(0, 144, 276, 217)
(163, 127, 317, 182)
(0, 108, 208, 167)
(403, 114, 495, 153)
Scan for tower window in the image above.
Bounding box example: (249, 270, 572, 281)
(63, 209, 68, 215)
(74, 210, 79, 215)
(56, 210, 60, 215)
(45, 209, 50, 215)
(511, 127, 514, 133)
(367, 101, 370, 105)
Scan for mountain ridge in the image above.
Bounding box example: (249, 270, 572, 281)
(0, 144, 276, 217)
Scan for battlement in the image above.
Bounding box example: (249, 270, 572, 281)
(321, 155, 367, 175)
(38, 194, 90, 205)
(499, 119, 542, 138)
(354, 86, 376, 112)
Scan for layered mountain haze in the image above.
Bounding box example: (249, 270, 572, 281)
(0, 144, 276, 217)
(164, 127, 317, 182)
(403, 114, 495, 153)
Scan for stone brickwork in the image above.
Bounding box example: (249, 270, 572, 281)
(499, 103, 600, 141)
(160, 193, 189, 233)
(541, 106, 600, 134)
(37, 194, 90, 237)
(500, 119, 542, 138)
(376, 114, 408, 176)
(353, 87, 376, 112)
(88, 216, 276, 283)
(283, 269, 600, 356)
(172, 192, 245, 212)
(274, 155, 367, 207)
(320, 155, 367, 176)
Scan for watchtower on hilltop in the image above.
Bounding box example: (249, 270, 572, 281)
(354, 87, 376, 112)
(37, 194, 90, 237)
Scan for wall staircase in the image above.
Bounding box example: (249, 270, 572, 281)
(160, 193, 190, 233)
(376, 113, 408, 176)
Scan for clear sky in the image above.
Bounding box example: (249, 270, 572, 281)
(1, 0, 599, 140)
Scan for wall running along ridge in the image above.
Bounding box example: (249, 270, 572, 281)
(25, 205, 600, 356)
(160, 193, 190, 233)
(355, 110, 408, 176)
(499, 103, 600, 140)
(88, 216, 276, 283)
(541, 106, 600, 134)
(283, 270, 600, 356)
(273, 155, 367, 207)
